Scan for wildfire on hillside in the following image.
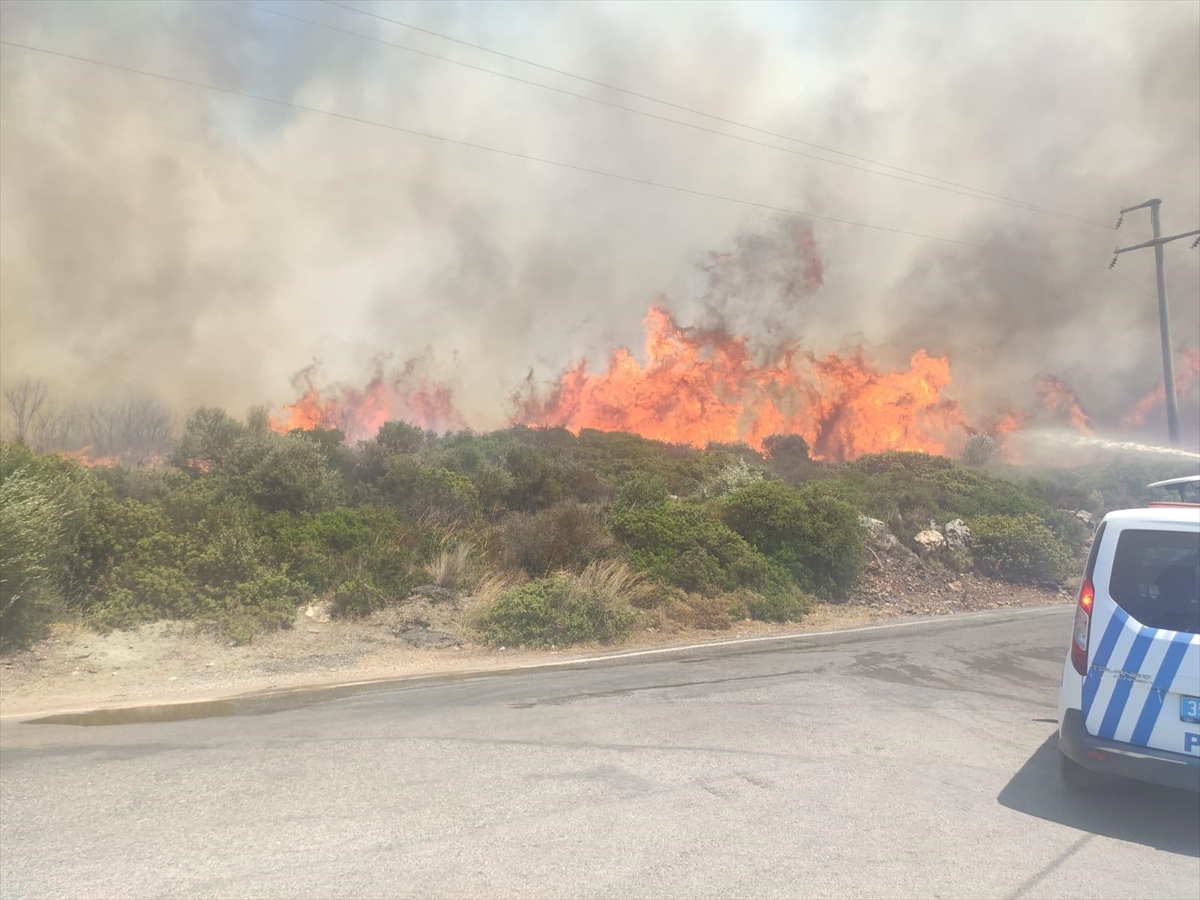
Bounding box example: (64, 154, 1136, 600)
(270, 365, 465, 441)
(266, 304, 1196, 463)
(60, 446, 121, 468)
(512, 306, 968, 460)
(245, 217, 1199, 463)
(1035, 375, 1095, 434)
(1122, 347, 1200, 428)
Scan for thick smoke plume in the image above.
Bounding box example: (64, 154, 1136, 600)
(2, 0, 1198, 447)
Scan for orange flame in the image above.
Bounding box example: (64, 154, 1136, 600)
(1122, 347, 1200, 428)
(59, 446, 122, 468)
(514, 306, 969, 461)
(1035, 375, 1094, 433)
(271, 370, 464, 442)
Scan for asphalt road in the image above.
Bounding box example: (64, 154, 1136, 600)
(2, 606, 1198, 900)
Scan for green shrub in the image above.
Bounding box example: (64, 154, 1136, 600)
(91, 496, 305, 639)
(617, 472, 671, 506)
(741, 587, 810, 623)
(375, 421, 425, 455)
(961, 433, 997, 467)
(170, 407, 244, 474)
(380, 456, 479, 522)
(330, 577, 387, 618)
(500, 502, 614, 575)
(0, 467, 69, 647)
(217, 570, 303, 642)
(762, 434, 818, 483)
(700, 458, 763, 499)
(475, 561, 641, 648)
(265, 506, 418, 600)
(609, 498, 787, 597)
(970, 513, 1074, 585)
(231, 432, 345, 514)
(720, 480, 863, 602)
(846, 451, 956, 478)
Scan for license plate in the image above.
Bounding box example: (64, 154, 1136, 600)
(1182, 696, 1200, 724)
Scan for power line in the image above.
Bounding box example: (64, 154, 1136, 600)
(240, 0, 1087, 225)
(0, 39, 983, 248)
(321, 0, 1111, 231)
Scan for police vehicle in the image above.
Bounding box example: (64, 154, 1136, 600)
(1057, 475, 1200, 791)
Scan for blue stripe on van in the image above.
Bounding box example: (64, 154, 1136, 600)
(1082, 605, 1129, 720)
(1129, 632, 1194, 747)
(1097, 625, 1157, 740)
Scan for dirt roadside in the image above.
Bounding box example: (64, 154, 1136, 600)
(0, 560, 1073, 719)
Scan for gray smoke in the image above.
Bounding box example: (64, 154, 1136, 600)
(1, 0, 1197, 437)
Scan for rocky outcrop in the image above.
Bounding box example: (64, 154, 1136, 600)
(944, 519, 971, 550)
(860, 515, 902, 551)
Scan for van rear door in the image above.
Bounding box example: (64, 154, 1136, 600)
(1084, 526, 1200, 757)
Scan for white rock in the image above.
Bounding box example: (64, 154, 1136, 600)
(944, 519, 972, 549)
(859, 515, 902, 551)
(914, 529, 947, 552)
(304, 601, 334, 624)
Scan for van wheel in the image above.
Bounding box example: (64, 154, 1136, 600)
(1060, 750, 1100, 790)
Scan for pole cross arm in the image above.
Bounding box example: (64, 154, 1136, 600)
(1114, 229, 1200, 255)
(1120, 199, 1162, 214)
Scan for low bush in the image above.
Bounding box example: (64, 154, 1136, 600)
(609, 498, 786, 598)
(379, 455, 479, 522)
(699, 458, 763, 499)
(329, 576, 387, 619)
(970, 513, 1074, 586)
(230, 432, 346, 515)
(741, 587, 810, 623)
(720, 480, 863, 602)
(500, 502, 614, 575)
(0, 467, 70, 647)
(961, 433, 997, 467)
(473, 560, 642, 648)
(640, 589, 731, 632)
(265, 506, 419, 601)
(92, 504, 306, 639)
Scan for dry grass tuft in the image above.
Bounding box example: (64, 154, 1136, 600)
(425, 542, 478, 591)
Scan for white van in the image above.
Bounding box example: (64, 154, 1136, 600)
(1057, 476, 1200, 790)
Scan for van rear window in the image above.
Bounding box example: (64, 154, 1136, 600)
(1108, 529, 1200, 634)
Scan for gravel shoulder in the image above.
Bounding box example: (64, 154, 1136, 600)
(0, 553, 1071, 718)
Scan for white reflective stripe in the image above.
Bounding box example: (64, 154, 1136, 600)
(1111, 631, 1174, 743)
(1086, 613, 1138, 735)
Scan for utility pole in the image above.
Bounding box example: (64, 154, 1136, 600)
(1112, 199, 1200, 446)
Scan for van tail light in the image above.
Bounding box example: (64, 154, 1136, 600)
(1071, 578, 1095, 676)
